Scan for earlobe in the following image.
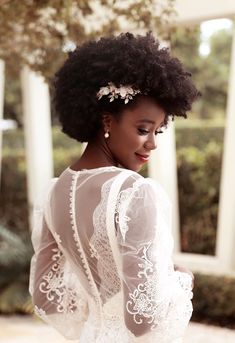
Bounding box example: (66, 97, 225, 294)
(102, 113, 112, 132)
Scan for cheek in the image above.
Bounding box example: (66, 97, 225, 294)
(111, 132, 130, 151)
(116, 131, 145, 151)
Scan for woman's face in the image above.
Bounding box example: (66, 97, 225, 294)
(105, 97, 166, 172)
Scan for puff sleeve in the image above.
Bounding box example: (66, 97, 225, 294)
(117, 178, 193, 342)
(29, 179, 88, 340)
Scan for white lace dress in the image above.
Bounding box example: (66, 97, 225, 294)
(29, 166, 193, 342)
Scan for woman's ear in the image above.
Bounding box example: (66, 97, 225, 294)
(102, 113, 112, 132)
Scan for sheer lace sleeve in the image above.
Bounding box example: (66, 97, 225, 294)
(29, 179, 88, 340)
(117, 178, 193, 342)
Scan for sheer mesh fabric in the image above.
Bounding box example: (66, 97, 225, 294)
(116, 178, 193, 340)
(29, 167, 193, 342)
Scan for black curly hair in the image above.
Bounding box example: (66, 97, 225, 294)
(53, 32, 199, 142)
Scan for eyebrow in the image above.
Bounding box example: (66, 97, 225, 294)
(137, 119, 165, 127)
(136, 119, 155, 124)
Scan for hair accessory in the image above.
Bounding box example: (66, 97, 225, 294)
(97, 82, 140, 104)
(104, 131, 110, 139)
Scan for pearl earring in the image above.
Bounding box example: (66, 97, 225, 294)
(104, 132, 110, 139)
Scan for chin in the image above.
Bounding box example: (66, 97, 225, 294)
(126, 164, 143, 173)
(133, 166, 142, 172)
(119, 160, 143, 173)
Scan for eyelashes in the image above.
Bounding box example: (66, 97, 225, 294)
(138, 128, 149, 135)
(138, 128, 164, 136)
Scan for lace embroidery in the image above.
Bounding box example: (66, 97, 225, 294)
(92, 179, 120, 301)
(54, 232, 62, 245)
(115, 189, 131, 241)
(126, 242, 164, 328)
(126, 240, 193, 330)
(174, 271, 193, 300)
(90, 243, 99, 259)
(39, 247, 79, 313)
(31, 172, 193, 342)
(115, 177, 144, 241)
(34, 305, 47, 320)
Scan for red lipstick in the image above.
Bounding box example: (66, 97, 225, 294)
(135, 153, 149, 163)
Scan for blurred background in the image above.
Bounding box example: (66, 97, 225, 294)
(0, 0, 235, 342)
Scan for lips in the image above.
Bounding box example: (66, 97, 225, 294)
(135, 153, 150, 163)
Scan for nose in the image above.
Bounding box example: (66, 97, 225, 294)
(144, 134, 157, 151)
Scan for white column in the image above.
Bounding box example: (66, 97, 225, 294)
(148, 122, 180, 252)
(216, 20, 235, 272)
(0, 60, 5, 186)
(21, 66, 53, 230)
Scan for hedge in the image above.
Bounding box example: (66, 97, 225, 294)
(175, 122, 224, 150)
(177, 142, 222, 255)
(192, 273, 235, 328)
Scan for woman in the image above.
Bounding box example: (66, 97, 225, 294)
(29, 32, 199, 342)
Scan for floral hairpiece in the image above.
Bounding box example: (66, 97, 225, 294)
(96, 82, 140, 104)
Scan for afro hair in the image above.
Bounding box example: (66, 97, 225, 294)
(53, 32, 199, 142)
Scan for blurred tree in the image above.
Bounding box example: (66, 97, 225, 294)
(0, 0, 175, 80)
(170, 25, 233, 118)
(3, 69, 23, 126)
(200, 29, 233, 116)
(1, 0, 176, 125)
(170, 26, 202, 75)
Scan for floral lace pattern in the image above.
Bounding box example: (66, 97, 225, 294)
(39, 247, 80, 313)
(91, 179, 120, 301)
(115, 177, 141, 241)
(115, 189, 131, 241)
(126, 242, 166, 328)
(126, 240, 193, 332)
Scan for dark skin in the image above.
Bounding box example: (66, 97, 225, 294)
(70, 96, 194, 286)
(70, 138, 118, 171)
(71, 96, 166, 172)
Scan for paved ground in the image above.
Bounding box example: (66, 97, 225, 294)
(0, 315, 235, 343)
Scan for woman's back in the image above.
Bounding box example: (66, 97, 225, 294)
(49, 167, 139, 303)
(30, 167, 193, 342)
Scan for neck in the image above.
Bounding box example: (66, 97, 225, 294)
(70, 137, 118, 171)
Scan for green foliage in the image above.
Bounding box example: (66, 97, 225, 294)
(0, 226, 32, 270)
(0, 225, 34, 314)
(177, 141, 222, 255)
(53, 147, 80, 176)
(0, 152, 28, 232)
(202, 29, 233, 112)
(52, 126, 82, 175)
(193, 273, 235, 327)
(170, 25, 233, 118)
(170, 26, 201, 75)
(4, 68, 23, 126)
(175, 122, 224, 150)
